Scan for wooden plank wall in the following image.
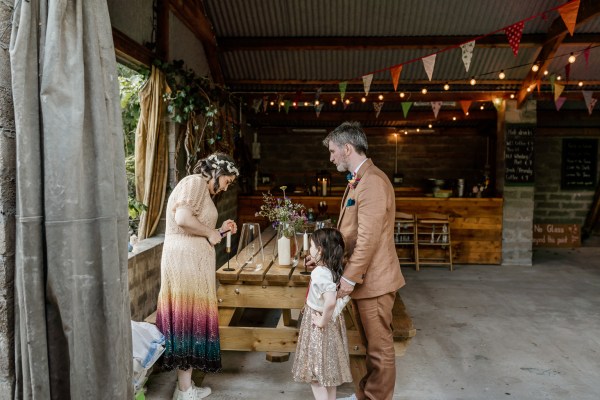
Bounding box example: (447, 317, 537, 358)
(238, 196, 503, 264)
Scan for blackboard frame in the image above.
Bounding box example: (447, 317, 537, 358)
(561, 138, 598, 190)
(505, 125, 535, 186)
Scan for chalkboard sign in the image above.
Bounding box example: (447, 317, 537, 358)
(532, 223, 580, 248)
(505, 126, 534, 185)
(561, 139, 598, 190)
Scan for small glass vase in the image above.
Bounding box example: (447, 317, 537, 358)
(273, 223, 299, 267)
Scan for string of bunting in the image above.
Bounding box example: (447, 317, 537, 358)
(251, 0, 597, 118)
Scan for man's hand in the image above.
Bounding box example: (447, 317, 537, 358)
(337, 278, 354, 298)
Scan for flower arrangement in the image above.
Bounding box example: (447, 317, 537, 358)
(256, 186, 306, 237)
(346, 173, 361, 189)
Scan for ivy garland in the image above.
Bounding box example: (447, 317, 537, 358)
(155, 59, 240, 178)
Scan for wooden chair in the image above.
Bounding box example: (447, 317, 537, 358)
(394, 212, 418, 270)
(415, 212, 453, 271)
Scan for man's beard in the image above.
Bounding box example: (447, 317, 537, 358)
(336, 155, 350, 172)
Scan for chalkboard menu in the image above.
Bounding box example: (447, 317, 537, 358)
(505, 126, 534, 185)
(561, 139, 598, 190)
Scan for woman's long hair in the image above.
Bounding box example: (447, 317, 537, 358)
(193, 152, 239, 194)
(311, 228, 346, 284)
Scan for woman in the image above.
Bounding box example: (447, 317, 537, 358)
(155, 152, 239, 400)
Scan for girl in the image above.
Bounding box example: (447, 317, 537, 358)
(292, 228, 352, 400)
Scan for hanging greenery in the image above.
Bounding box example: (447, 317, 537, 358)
(155, 59, 240, 179)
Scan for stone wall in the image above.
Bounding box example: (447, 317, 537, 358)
(534, 135, 599, 225)
(252, 127, 493, 192)
(0, 0, 15, 395)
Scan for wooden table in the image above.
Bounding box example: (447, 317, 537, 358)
(216, 226, 415, 391)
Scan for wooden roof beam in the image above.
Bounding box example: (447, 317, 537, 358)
(169, 0, 225, 84)
(517, 0, 600, 108)
(218, 34, 600, 52)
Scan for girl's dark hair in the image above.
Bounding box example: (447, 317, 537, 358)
(193, 152, 239, 194)
(311, 228, 346, 283)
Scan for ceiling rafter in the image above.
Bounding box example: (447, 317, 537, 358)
(169, 0, 225, 84)
(517, 0, 600, 107)
(218, 33, 600, 52)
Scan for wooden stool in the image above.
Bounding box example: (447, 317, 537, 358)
(394, 212, 418, 270)
(415, 212, 453, 271)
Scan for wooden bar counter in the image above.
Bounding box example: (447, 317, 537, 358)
(216, 227, 415, 391)
(238, 194, 503, 265)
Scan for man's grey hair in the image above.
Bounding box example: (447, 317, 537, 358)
(322, 121, 368, 155)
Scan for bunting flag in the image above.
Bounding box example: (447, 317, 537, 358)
(549, 74, 557, 92)
(390, 66, 402, 91)
(460, 41, 476, 72)
(343, 100, 350, 110)
(315, 103, 324, 118)
(431, 101, 442, 119)
(262, 96, 268, 112)
(565, 63, 571, 82)
(401, 102, 412, 118)
(315, 87, 322, 101)
(555, 97, 567, 111)
(277, 94, 283, 112)
(582, 91, 597, 115)
(422, 54, 436, 81)
(460, 100, 472, 115)
(554, 83, 565, 101)
(536, 79, 542, 94)
(252, 98, 262, 114)
(584, 46, 591, 68)
(505, 21, 524, 56)
(362, 74, 373, 96)
(373, 102, 384, 118)
(339, 81, 348, 100)
(284, 100, 291, 114)
(558, 0, 580, 36)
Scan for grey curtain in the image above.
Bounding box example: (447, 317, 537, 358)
(10, 0, 132, 399)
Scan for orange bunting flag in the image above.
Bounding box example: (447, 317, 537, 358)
(431, 101, 442, 119)
(555, 97, 567, 111)
(422, 54, 436, 81)
(559, 0, 580, 36)
(554, 83, 565, 101)
(460, 100, 472, 115)
(536, 79, 541, 94)
(390, 66, 402, 91)
(505, 21, 524, 57)
(362, 74, 373, 96)
(373, 102, 384, 118)
(339, 81, 348, 100)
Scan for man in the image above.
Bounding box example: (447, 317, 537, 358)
(324, 121, 405, 400)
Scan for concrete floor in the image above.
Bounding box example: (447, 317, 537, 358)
(145, 244, 600, 400)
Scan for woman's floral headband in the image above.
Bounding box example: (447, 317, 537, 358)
(207, 154, 239, 176)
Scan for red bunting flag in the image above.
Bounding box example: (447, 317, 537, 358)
(584, 46, 591, 68)
(460, 100, 472, 115)
(558, 0, 580, 36)
(390, 66, 402, 91)
(555, 97, 567, 111)
(505, 21, 524, 57)
(565, 63, 571, 82)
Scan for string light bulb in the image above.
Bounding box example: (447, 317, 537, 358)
(361, 97, 367, 103)
(280, 101, 285, 106)
(532, 64, 539, 72)
(568, 53, 576, 63)
(443, 83, 450, 91)
(421, 88, 428, 94)
(557, 75, 562, 81)
(526, 87, 531, 92)
(452, 116, 457, 121)
(466, 112, 469, 116)
(416, 128, 420, 132)
(498, 70, 506, 80)
(344, 99, 350, 105)
(303, 101, 309, 106)
(331, 100, 337, 105)
(470, 77, 476, 86)
(578, 81, 584, 87)
(315, 100, 320, 105)
(510, 93, 515, 99)
(399, 92, 405, 98)
(378, 94, 384, 101)
(292, 101, 297, 107)
(404, 130, 408, 135)
(269, 101, 275, 106)
(428, 124, 433, 129)
(480, 105, 485, 110)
